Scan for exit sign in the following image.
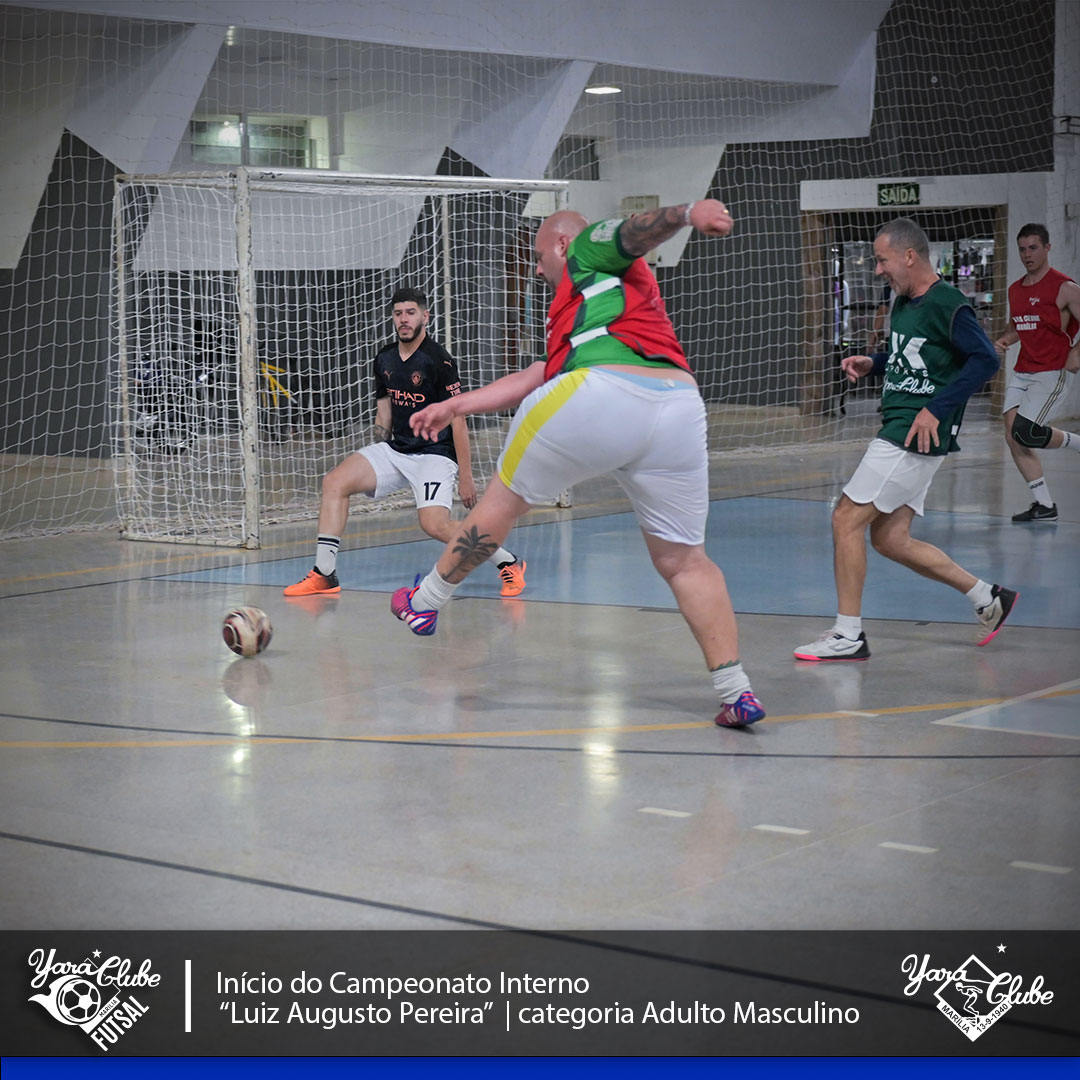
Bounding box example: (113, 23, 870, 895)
(878, 182, 921, 207)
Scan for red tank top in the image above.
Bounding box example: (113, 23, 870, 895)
(1008, 267, 1076, 373)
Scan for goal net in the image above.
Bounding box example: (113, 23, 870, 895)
(112, 169, 566, 546)
(0, 0, 1063, 544)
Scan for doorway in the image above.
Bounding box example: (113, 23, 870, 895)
(800, 206, 1008, 417)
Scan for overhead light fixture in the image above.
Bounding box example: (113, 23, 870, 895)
(585, 85, 621, 95)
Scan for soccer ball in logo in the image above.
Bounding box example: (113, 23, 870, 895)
(57, 977, 101, 1024)
(222, 606, 273, 657)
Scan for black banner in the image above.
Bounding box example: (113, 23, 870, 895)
(1, 932, 1076, 1056)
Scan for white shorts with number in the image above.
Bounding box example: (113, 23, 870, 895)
(1003, 368, 1074, 424)
(357, 441, 457, 509)
(496, 367, 709, 545)
(842, 437, 945, 516)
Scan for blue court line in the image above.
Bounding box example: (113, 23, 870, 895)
(933, 679, 1080, 740)
(937, 695, 1080, 739)
(162, 497, 1080, 630)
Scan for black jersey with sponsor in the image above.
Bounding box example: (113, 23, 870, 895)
(372, 335, 462, 460)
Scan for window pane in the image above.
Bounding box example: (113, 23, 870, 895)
(248, 116, 311, 168)
(188, 116, 242, 165)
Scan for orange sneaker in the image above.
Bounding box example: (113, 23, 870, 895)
(283, 568, 341, 596)
(498, 559, 526, 597)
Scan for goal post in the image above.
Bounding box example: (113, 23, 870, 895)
(111, 168, 567, 547)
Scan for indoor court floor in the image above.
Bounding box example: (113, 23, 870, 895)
(1, 424, 1078, 931)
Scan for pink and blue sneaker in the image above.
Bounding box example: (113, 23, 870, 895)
(390, 574, 439, 636)
(714, 691, 766, 728)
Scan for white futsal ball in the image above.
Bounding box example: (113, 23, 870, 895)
(57, 977, 102, 1024)
(222, 606, 273, 657)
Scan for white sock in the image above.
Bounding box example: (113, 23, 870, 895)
(834, 613, 862, 640)
(966, 579, 994, 609)
(413, 567, 459, 611)
(315, 535, 340, 575)
(1027, 477, 1054, 508)
(1061, 430, 1080, 454)
(711, 660, 752, 704)
(488, 547, 516, 568)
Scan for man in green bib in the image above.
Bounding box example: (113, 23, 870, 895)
(795, 217, 1018, 661)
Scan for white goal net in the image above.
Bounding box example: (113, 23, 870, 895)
(0, 0, 1066, 544)
(112, 169, 566, 546)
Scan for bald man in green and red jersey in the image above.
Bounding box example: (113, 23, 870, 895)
(389, 200, 765, 729)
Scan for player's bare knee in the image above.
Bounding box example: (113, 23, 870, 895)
(647, 549, 678, 581)
(417, 508, 451, 541)
(322, 474, 356, 503)
(321, 472, 343, 500)
(831, 498, 862, 537)
(648, 543, 698, 583)
(870, 527, 901, 559)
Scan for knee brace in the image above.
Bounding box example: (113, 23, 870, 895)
(1011, 412, 1053, 449)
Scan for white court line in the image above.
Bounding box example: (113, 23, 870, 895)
(1010, 861, 1072, 875)
(754, 824, 811, 836)
(639, 806, 692, 818)
(879, 842, 938, 854)
(932, 677, 1080, 741)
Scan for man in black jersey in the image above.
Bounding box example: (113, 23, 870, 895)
(285, 287, 526, 597)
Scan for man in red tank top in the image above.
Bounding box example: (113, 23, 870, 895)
(993, 224, 1080, 522)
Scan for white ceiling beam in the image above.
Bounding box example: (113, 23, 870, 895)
(6, 0, 892, 86)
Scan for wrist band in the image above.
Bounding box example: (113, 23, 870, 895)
(683, 202, 695, 227)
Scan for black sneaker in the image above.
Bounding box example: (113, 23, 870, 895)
(976, 585, 1019, 646)
(1012, 502, 1058, 523)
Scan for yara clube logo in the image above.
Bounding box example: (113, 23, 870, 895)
(902, 948, 1054, 1042)
(27, 946, 160, 1051)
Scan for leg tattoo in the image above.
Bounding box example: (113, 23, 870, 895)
(447, 526, 499, 581)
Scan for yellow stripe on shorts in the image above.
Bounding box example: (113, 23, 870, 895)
(499, 369, 589, 488)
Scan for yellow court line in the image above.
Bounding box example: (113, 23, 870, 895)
(0, 738, 304, 750)
(4, 691, 1078, 750)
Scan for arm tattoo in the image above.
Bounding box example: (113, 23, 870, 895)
(619, 206, 689, 257)
(446, 525, 498, 581)
(374, 423, 390, 442)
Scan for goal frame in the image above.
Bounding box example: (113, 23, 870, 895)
(112, 167, 568, 547)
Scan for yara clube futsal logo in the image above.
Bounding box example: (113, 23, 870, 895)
(901, 946, 1054, 1042)
(27, 946, 160, 1051)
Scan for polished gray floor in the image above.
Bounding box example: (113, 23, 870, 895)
(1, 423, 1078, 930)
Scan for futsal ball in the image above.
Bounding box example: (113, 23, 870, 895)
(57, 977, 101, 1024)
(222, 606, 273, 657)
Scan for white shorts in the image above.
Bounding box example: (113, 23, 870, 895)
(1003, 368, 1074, 424)
(842, 437, 944, 516)
(497, 367, 709, 545)
(356, 441, 457, 509)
